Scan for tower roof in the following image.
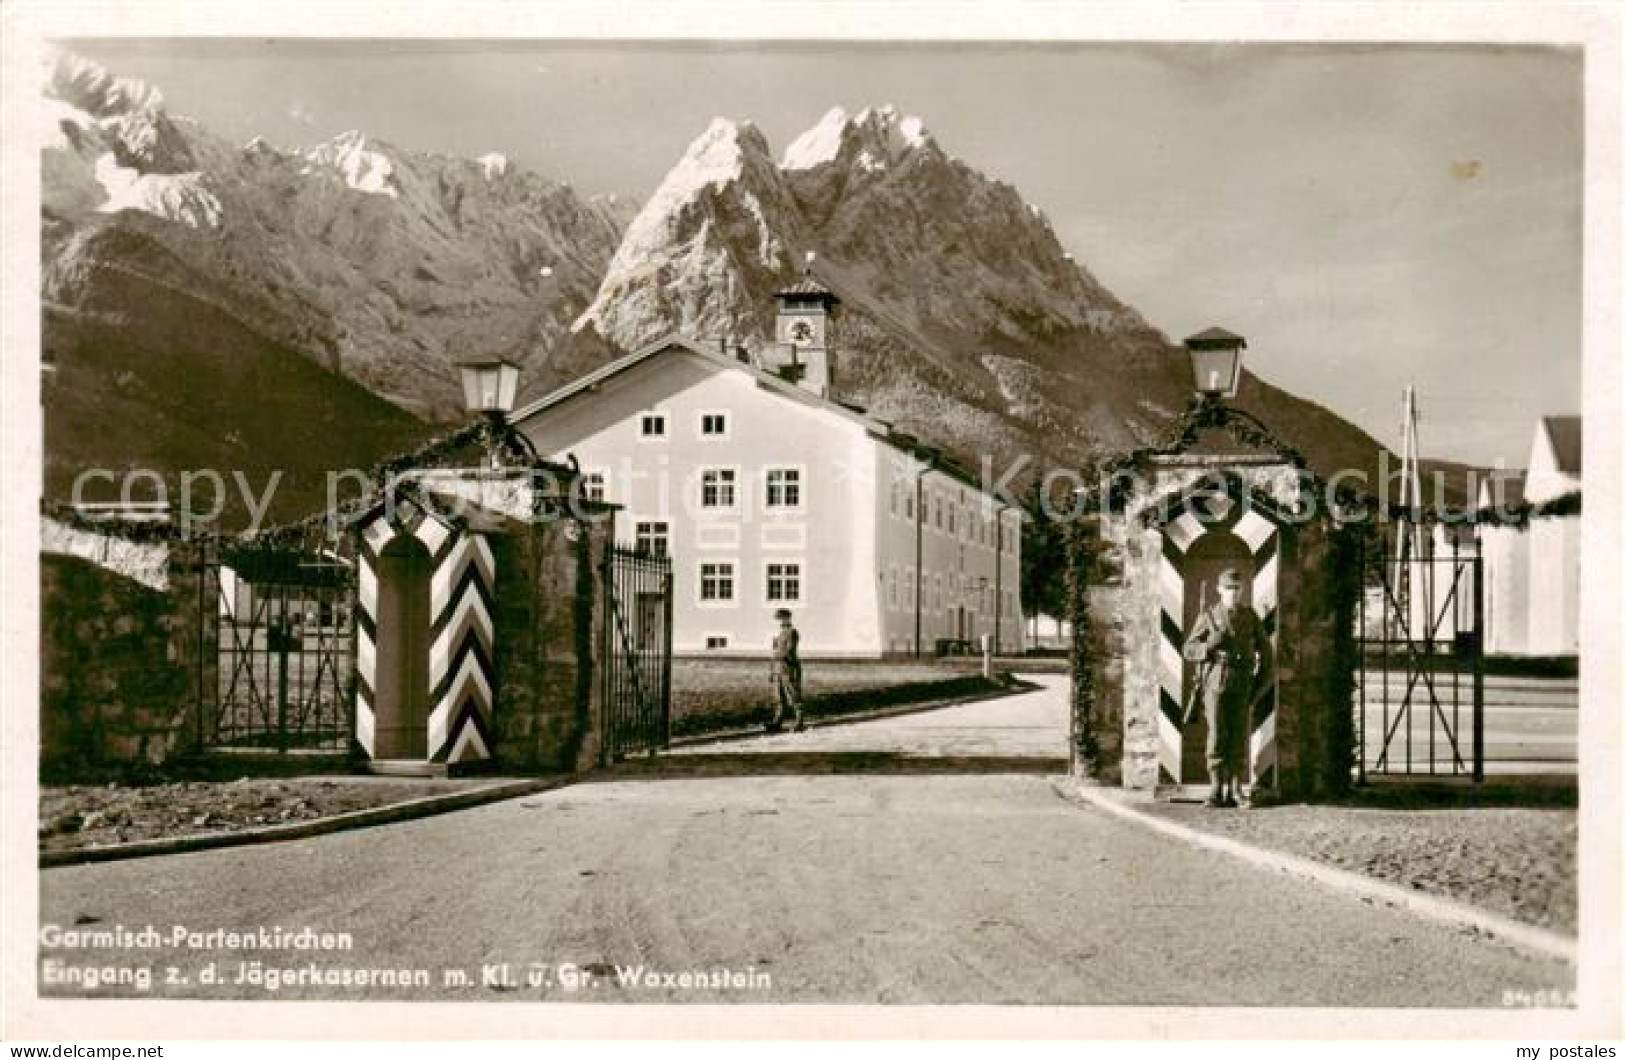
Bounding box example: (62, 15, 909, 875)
(775, 273, 839, 302)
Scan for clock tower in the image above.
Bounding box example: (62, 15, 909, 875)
(766, 259, 839, 398)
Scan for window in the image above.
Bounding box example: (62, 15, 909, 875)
(700, 412, 728, 436)
(948, 503, 956, 534)
(889, 482, 899, 517)
(706, 635, 729, 650)
(634, 521, 669, 557)
(934, 496, 943, 530)
(766, 562, 801, 603)
(905, 494, 915, 520)
(582, 471, 607, 502)
(700, 562, 735, 602)
(701, 468, 736, 508)
(888, 566, 899, 609)
(640, 412, 666, 438)
(766, 467, 802, 508)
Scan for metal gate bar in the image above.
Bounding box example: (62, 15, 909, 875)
(600, 543, 673, 762)
(196, 536, 356, 751)
(1354, 523, 1484, 781)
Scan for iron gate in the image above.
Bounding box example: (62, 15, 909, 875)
(1355, 522, 1484, 781)
(198, 536, 357, 751)
(600, 543, 674, 761)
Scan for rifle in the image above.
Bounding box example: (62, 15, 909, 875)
(1181, 580, 1211, 726)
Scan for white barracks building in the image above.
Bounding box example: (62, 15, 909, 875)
(511, 277, 1024, 658)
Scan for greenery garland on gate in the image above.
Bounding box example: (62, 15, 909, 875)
(40, 416, 581, 549)
(1061, 395, 1580, 785)
(1065, 514, 1104, 778)
(1081, 395, 1580, 530)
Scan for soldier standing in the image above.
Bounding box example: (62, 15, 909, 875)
(767, 608, 805, 733)
(1181, 568, 1268, 807)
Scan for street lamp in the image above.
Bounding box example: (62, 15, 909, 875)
(457, 354, 522, 416)
(1183, 327, 1246, 401)
(456, 354, 524, 471)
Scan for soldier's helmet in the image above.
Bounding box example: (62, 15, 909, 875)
(1217, 568, 1244, 590)
(774, 608, 793, 621)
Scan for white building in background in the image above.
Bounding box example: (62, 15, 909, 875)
(1479, 415, 1581, 657)
(510, 278, 1024, 658)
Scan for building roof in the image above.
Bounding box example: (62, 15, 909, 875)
(509, 336, 999, 499)
(1476, 469, 1526, 510)
(1542, 415, 1581, 476)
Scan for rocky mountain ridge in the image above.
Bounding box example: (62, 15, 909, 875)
(42, 50, 633, 421)
(41, 53, 1392, 505)
(569, 103, 1384, 479)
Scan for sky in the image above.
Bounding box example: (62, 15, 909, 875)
(65, 38, 1584, 468)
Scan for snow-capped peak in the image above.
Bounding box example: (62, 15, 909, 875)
(302, 130, 399, 199)
(781, 106, 850, 171)
(572, 116, 784, 336)
(46, 51, 166, 117)
(604, 117, 770, 261)
(478, 152, 509, 179)
(780, 104, 934, 173)
(670, 118, 758, 190)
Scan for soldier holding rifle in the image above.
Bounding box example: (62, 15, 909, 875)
(1182, 568, 1268, 808)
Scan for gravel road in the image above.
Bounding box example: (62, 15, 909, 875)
(39, 771, 1570, 1005)
(1139, 800, 1577, 932)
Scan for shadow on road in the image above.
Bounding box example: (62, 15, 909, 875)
(591, 751, 1071, 782)
(1340, 777, 1577, 809)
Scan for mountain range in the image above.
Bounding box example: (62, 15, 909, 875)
(40, 50, 1401, 524)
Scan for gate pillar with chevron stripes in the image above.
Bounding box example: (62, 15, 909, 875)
(1152, 472, 1286, 792)
(1101, 452, 1357, 801)
(355, 496, 498, 769)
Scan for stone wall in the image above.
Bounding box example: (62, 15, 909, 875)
(40, 553, 191, 775)
(1273, 519, 1357, 799)
(1100, 522, 1166, 792)
(1083, 583, 1127, 786)
(487, 514, 614, 774)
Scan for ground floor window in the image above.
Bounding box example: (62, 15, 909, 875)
(634, 521, 669, 557)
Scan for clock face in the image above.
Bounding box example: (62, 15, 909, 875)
(786, 319, 816, 344)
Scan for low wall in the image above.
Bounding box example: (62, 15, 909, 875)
(41, 517, 170, 591)
(40, 553, 191, 775)
(669, 657, 996, 736)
